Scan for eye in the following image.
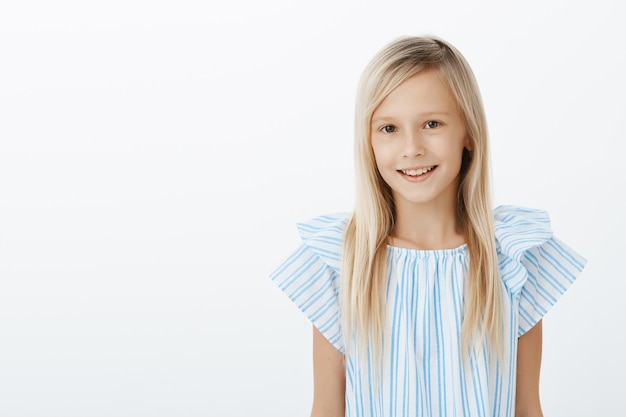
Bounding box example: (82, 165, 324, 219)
(424, 120, 441, 129)
(380, 125, 397, 133)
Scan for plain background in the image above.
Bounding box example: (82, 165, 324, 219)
(1, 0, 624, 416)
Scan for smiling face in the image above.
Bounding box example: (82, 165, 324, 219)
(370, 69, 469, 211)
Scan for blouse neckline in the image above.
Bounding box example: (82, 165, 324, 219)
(386, 243, 468, 257)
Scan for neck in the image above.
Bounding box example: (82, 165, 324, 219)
(391, 197, 464, 250)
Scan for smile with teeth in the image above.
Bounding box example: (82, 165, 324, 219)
(400, 166, 436, 177)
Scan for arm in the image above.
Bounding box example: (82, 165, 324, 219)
(515, 319, 544, 417)
(310, 325, 345, 417)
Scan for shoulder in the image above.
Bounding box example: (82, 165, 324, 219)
(296, 212, 351, 273)
(493, 204, 586, 295)
(296, 212, 351, 242)
(493, 205, 553, 262)
(493, 205, 587, 335)
(269, 213, 349, 352)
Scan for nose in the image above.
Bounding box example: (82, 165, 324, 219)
(402, 129, 425, 158)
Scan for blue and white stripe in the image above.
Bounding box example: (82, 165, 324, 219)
(270, 205, 586, 417)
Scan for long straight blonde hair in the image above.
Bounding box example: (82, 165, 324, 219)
(341, 36, 502, 362)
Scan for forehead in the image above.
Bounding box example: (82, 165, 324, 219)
(372, 69, 460, 120)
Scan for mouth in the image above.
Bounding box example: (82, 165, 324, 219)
(398, 165, 437, 177)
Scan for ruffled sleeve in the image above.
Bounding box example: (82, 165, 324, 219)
(494, 205, 587, 336)
(269, 213, 349, 353)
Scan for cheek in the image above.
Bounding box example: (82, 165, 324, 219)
(371, 141, 394, 168)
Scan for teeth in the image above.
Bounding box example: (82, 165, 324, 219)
(402, 166, 434, 176)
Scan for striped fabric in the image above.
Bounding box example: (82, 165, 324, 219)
(270, 205, 586, 417)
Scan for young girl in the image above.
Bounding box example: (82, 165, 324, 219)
(270, 36, 586, 417)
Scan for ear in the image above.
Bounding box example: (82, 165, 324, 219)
(464, 136, 473, 152)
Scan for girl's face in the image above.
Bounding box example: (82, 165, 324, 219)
(370, 69, 469, 210)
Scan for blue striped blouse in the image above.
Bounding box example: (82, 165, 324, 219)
(270, 205, 586, 417)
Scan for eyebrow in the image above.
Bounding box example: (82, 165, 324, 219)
(371, 112, 451, 124)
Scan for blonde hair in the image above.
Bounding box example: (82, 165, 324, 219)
(341, 36, 502, 362)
